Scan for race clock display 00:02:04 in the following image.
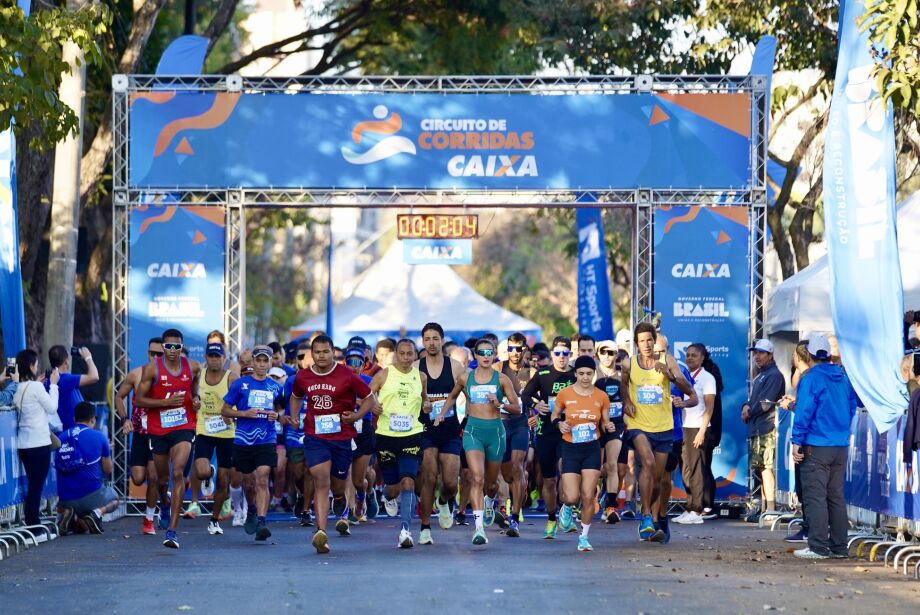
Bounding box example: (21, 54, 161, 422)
(396, 214, 479, 239)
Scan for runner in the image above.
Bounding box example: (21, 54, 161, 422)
(417, 322, 465, 544)
(620, 323, 694, 542)
(345, 345, 376, 523)
(289, 334, 376, 554)
(113, 337, 164, 535)
(554, 356, 614, 552)
(220, 345, 284, 541)
(283, 341, 315, 527)
(193, 342, 237, 536)
(521, 336, 576, 539)
(498, 332, 532, 537)
(440, 339, 521, 545)
(134, 328, 201, 549)
(268, 366, 289, 512)
(594, 340, 625, 524)
(368, 339, 431, 548)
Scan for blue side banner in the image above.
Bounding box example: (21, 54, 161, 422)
(654, 206, 751, 498)
(0, 409, 24, 508)
(823, 0, 906, 432)
(128, 204, 225, 369)
(402, 239, 472, 265)
(576, 207, 613, 340)
(129, 92, 752, 190)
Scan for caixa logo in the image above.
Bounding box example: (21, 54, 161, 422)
(673, 302, 730, 318)
(147, 263, 207, 278)
(671, 263, 731, 278)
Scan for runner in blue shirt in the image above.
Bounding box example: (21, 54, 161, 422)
(283, 341, 314, 527)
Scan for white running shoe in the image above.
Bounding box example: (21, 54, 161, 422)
(384, 497, 399, 518)
(675, 511, 704, 524)
(207, 520, 224, 535)
(673, 511, 691, 523)
(201, 464, 216, 498)
(419, 528, 433, 545)
(437, 500, 453, 529)
(398, 527, 414, 548)
(232, 507, 245, 527)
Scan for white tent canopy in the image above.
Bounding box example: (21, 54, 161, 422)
(290, 242, 542, 344)
(766, 191, 920, 335)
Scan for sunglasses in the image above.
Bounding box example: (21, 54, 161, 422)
(475, 348, 495, 357)
(346, 358, 364, 367)
(148, 350, 164, 357)
(553, 350, 571, 357)
(598, 349, 616, 356)
(507, 345, 524, 353)
(163, 343, 183, 351)
(297, 354, 307, 360)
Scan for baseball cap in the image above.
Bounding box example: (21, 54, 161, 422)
(596, 339, 617, 352)
(205, 342, 225, 357)
(252, 345, 273, 359)
(615, 329, 632, 347)
(806, 334, 831, 358)
(748, 339, 774, 353)
(344, 346, 365, 360)
(347, 336, 368, 349)
(268, 367, 287, 378)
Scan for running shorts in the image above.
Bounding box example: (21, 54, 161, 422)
(560, 440, 602, 474)
(195, 435, 234, 469)
(462, 416, 506, 463)
(376, 433, 423, 484)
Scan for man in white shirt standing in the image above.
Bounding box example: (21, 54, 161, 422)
(675, 343, 717, 525)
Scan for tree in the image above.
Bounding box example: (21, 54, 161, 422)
(860, 0, 920, 116)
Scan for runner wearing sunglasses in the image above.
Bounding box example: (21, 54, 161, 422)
(521, 335, 576, 539)
(134, 328, 202, 549)
(284, 341, 316, 527)
(594, 340, 625, 523)
(498, 332, 532, 537)
(440, 339, 521, 545)
(344, 345, 376, 523)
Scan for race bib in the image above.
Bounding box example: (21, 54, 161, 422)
(140, 413, 148, 431)
(275, 420, 283, 434)
(571, 423, 597, 443)
(548, 396, 557, 413)
(161, 408, 188, 428)
(205, 416, 229, 434)
(389, 414, 413, 432)
(248, 389, 274, 410)
(605, 384, 620, 399)
(637, 385, 664, 405)
(469, 385, 493, 405)
(609, 402, 623, 419)
(430, 400, 454, 420)
(314, 414, 341, 435)
(354, 419, 363, 434)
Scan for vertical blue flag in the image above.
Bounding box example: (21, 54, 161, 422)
(823, 0, 906, 432)
(576, 205, 614, 340)
(325, 232, 334, 342)
(0, 0, 32, 357)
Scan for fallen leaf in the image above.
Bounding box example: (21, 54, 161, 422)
(656, 592, 671, 597)
(177, 607, 193, 612)
(715, 553, 723, 560)
(824, 578, 836, 583)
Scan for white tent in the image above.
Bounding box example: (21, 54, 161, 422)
(766, 191, 920, 335)
(290, 242, 542, 344)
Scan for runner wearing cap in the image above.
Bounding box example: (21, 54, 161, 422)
(268, 366, 290, 512)
(345, 345, 376, 522)
(289, 335, 376, 554)
(220, 345, 284, 541)
(594, 339, 625, 523)
(498, 332, 532, 536)
(192, 342, 237, 535)
(554, 356, 614, 551)
(283, 341, 315, 527)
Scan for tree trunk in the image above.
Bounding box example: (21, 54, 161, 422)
(767, 206, 796, 280)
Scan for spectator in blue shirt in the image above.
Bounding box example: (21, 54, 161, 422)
(46, 345, 99, 430)
(56, 402, 118, 536)
(0, 367, 18, 406)
(791, 335, 857, 560)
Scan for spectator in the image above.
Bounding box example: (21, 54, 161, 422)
(676, 343, 717, 524)
(700, 346, 724, 517)
(791, 335, 857, 560)
(55, 402, 119, 535)
(269, 341, 296, 376)
(46, 345, 99, 430)
(13, 349, 62, 526)
(741, 339, 785, 520)
(0, 361, 19, 406)
(779, 341, 815, 543)
(902, 353, 919, 477)
(375, 338, 396, 368)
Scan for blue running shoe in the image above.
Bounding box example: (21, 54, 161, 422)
(507, 518, 520, 538)
(658, 516, 671, 544)
(163, 529, 179, 549)
(577, 535, 593, 552)
(559, 504, 575, 533)
(638, 514, 655, 540)
(483, 496, 495, 527)
(159, 502, 171, 530)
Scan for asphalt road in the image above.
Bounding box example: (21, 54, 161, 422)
(1, 513, 919, 614)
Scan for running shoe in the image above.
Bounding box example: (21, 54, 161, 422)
(437, 499, 453, 529)
(163, 529, 179, 549)
(312, 529, 330, 554)
(81, 510, 104, 534)
(543, 520, 558, 539)
(244, 509, 258, 535)
(794, 547, 829, 559)
(335, 517, 351, 536)
(657, 517, 670, 544)
(182, 502, 200, 519)
(577, 535, 593, 552)
(299, 510, 314, 527)
(472, 527, 488, 545)
(207, 520, 224, 535)
(638, 514, 656, 540)
(348, 510, 360, 524)
(384, 497, 399, 518)
(744, 509, 762, 523)
(220, 499, 233, 520)
(507, 519, 520, 538)
(294, 494, 305, 517)
(398, 527, 414, 548)
(829, 551, 849, 559)
(622, 501, 637, 519)
(58, 507, 74, 536)
(455, 511, 469, 526)
(255, 520, 271, 541)
(419, 528, 433, 545)
(201, 465, 216, 497)
(332, 496, 347, 518)
(142, 518, 156, 536)
(366, 492, 379, 519)
(785, 529, 808, 543)
(675, 511, 704, 525)
(604, 507, 621, 524)
(496, 506, 509, 530)
(536, 498, 546, 513)
(159, 501, 171, 530)
(232, 507, 245, 527)
(559, 504, 575, 533)
(279, 495, 292, 512)
(529, 490, 540, 510)
(701, 507, 718, 520)
(483, 496, 496, 527)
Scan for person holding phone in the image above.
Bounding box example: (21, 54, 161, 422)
(45, 345, 99, 430)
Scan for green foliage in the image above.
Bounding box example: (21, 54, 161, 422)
(859, 0, 920, 115)
(0, 4, 111, 150)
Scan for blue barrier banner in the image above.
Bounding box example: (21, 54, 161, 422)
(576, 207, 614, 341)
(402, 239, 472, 265)
(654, 206, 751, 497)
(0, 410, 24, 508)
(823, 0, 906, 432)
(129, 92, 753, 190)
(128, 204, 225, 369)
(775, 408, 796, 495)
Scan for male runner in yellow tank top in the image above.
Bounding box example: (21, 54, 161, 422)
(621, 322, 693, 541)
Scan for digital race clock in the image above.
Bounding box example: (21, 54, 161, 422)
(397, 214, 479, 239)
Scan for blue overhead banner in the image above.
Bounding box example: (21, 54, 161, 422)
(402, 239, 472, 265)
(654, 206, 751, 498)
(129, 92, 753, 190)
(823, 0, 906, 433)
(576, 207, 614, 341)
(128, 204, 225, 370)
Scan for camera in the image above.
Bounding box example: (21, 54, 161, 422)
(70, 346, 80, 356)
(5, 358, 15, 377)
